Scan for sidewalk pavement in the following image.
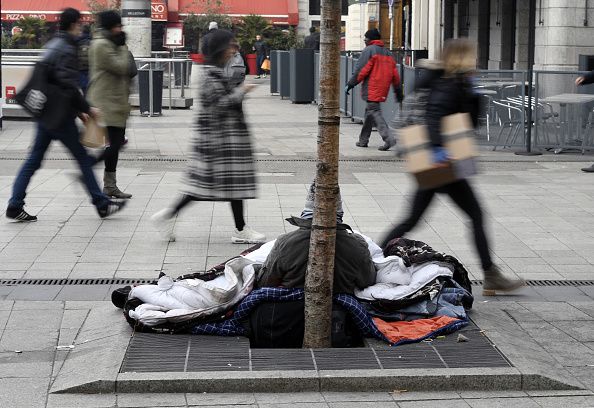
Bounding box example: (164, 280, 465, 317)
(1, 76, 594, 407)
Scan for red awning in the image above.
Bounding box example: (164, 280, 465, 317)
(1, 0, 298, 24)
(179, 0, 299, 25)
(1, 0, 168, 22)
(1, 0, 90, 22)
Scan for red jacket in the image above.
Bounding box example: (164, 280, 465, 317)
(347, 40, 400, 102)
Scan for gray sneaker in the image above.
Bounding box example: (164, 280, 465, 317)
(482, 265, 526, 296)
(151, 208, 176, 241)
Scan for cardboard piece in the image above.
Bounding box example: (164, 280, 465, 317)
(398, 113, 477, 190)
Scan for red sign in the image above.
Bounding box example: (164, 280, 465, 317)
(2, 13, 93, 22)
(151, 0, 167, 21)
(6, 86, 16, 98)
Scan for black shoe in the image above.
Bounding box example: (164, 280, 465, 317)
(255, 75, 261, 79)
(355, 141, 368, 148)
(581, 165, 594, 172)
(6, 206, 37, 222)
(97, 200, 126, 218)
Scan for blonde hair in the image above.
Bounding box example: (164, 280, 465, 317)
(440, 38, 476, 77)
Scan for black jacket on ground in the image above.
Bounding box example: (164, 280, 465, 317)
(256, 216, 377, 295)
(43, 31, 90, 115)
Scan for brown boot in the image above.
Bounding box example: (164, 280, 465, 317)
(103, 171, 132, 199)
(482, 265, 525, 296)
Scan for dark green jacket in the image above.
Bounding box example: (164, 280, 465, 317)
(256, 216, 377, 295)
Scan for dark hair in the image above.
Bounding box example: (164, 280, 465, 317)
(60, 8, 81, 32)
(205, 29, 235, 66)
(82, 24, 91, 35)
(309, 27, 316, 34)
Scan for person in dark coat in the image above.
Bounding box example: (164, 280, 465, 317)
(575, 71, 594, 172)
(379, 38, 525, 297)
(201, 21, 217, 57)
(151, 30, 265, 244)
(6, 8, 125, 221)
(252, 34, 268, 79)
(346, 28, 401, 151)
(76, 24, 92, 92)
(257, 181, 376, 295)
(304, 26, 320, 50)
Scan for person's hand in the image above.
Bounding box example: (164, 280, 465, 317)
(345, 84, 352, 94)
(240, 83, 258, 92)
(89, 107, 101, 118)
(78, 113, 89, 123)
(575, 76, 585, 86)
(432, 146, 449, 166)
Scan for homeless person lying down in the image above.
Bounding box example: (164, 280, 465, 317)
(113, 181, 474, 347)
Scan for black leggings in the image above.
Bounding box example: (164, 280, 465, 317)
(380, 179, 493, 271)
(172, 195, 246, 231)
(95, 126, 126, 172)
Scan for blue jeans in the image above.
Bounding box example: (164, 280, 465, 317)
(256, 55, 266, 76)
(9, 118, 109, 210)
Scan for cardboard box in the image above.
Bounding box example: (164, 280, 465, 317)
(398, 113, 477, 190)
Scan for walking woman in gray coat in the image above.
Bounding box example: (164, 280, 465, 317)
(151, 30, 265, 244)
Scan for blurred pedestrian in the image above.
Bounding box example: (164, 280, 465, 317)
(87, 10, 135, 199)
(346, 28, 401, 151)
(575, 72, 594, 172)
(201, 21, 218, 57)
(151, 30, 265, 244)
(304, 26, 320, 50)
(76, 24, 92, 93)
(379, 38, 525, 296)
(6, 8, 125, 221)
(252, 34, 268, 79)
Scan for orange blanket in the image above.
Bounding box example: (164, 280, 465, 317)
(374, 315, 462, 344)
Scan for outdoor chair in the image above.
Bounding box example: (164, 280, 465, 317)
(491, 99, 524, 151)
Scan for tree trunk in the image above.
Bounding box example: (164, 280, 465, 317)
(302, 0, 342, 349)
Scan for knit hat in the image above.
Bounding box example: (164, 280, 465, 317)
(99, 10, 121, 29)
(209, 21, 218, 30)
(301, 180, 344, 223)
(364, 28, 381, 41)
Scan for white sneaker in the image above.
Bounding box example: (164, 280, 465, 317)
(151, 208, 176, 241)
(231, 226, 266, 244)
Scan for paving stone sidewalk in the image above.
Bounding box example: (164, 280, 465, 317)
(1, 77, 594, 407)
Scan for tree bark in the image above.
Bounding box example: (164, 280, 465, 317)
(302, 0, 342, 349)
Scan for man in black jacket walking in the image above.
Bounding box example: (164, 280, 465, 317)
(6, 8, 126, 221)
(252, 35, 268, 79)
(304, 27, 320, 50)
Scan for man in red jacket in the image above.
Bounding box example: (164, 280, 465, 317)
(346, 28, 401, 151)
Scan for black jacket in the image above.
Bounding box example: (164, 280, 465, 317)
(581, 69, 594, 85)
(419, 69, 479, 146)
(304, 33, 320, 50)
(43, 31, 90, 115)
(253, 40, 268, 56)
(201, 28, 217, 56)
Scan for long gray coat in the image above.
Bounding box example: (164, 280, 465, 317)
(181, 65, 256, 200)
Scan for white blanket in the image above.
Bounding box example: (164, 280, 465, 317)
(128, 235, 453, 325)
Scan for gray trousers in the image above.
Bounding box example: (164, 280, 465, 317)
(359, 101, 395, 145)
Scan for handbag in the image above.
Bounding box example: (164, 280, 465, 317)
(14, 62, 71, 130)
(261, 59, 270, 71)
(80, 117, 107, 148)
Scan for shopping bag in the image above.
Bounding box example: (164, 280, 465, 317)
(80, 117, 107, 148)
(261, 59, 270, 71)
(14, 62, 71, 130)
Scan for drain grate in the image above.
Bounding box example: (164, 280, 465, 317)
(120, 322, 510, 373)
(0, 278, 153, 286)
(3, 278, 594, 287)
